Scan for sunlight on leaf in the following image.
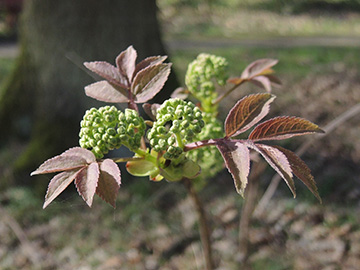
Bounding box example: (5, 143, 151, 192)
(43, 170, 81, 209)
(273, 146, 321, 203)
(217, 141, 250, 196)
(248, 142, 296, 198)
(249, 116, 325, 141)
(241, 59, 278, 79)
(85, 81, 129, 103)
(84, 61, 128, 89)
(96, 159, 121, 208)
(134, 55, 167, 76)
(225, 93, 275, 137)
(116, 45, 137, 82)
(75, 162, 100, 207)
(132, 63, 172, 103)
(31, 147, 95, 175)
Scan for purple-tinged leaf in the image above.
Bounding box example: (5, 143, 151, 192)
(265, 74, 282, 85)
(116, 45, 137, 82)
(61, 147, 96, 163)
(272, 146, 321, 203)
(31, 148, 93, 175)
(247, 142, 296, 197)
(85, 81, 129, 103)
(241, 59, 278, 79)
(143, 103, 160, 121)
(225, 93, 275, 137)
(134, 55, 167, 76)
(132, 63, 172, 103)
(96, 159, 121, 208)
(216, 140, 250, 196)
(171, 87, 189, 100)
(248, 116, 324, 142)
(84, 61, 128, 89)
(43, 169, 81, 209)
(75, 162, 100, 207)
(250, 76, 272, 92)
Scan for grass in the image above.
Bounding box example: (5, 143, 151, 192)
(170, 46, 360, 83)
(158, 0, 360, 39)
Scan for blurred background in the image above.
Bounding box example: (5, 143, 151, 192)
(0, 0, 359, 269)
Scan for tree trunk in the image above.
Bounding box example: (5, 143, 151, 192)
(0, 0, 177, 186)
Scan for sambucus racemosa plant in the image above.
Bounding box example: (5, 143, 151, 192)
(31, 45, 323, 210)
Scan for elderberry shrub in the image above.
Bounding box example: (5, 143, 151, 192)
(79, 106, 146, 158)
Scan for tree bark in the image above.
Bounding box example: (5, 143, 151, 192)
(0, 0, 178, 186)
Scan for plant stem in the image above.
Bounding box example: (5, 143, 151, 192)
(183, 178, 215, 270)
(213, 80, 245, 105)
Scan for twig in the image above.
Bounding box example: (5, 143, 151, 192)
(253, 103, 360, 218)
(183, 178, 215, 270)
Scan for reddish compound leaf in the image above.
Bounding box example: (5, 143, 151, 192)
(134, 55, 167, 76)
(249, 76, 272, 92)
(85, 81, 129, 103)
(248, 142, 296, 197)
(43, 169, 82, 209)
(83, 61, 128, 89)
(216, 140, 250, 196)
(31, 147, 95, 175)
(132, 63, 172, 103)
(249, 116, 324, 141)
(61, 147, 96, 163)
(116, 45, 137, 82)
(265, 74, 282, 85)
(96, 159, 121, 208)
(273, 146, 322, 203)
(75, 162, 100, 207)
(225, 93, 275, 137)
(241, 59, 278, 79)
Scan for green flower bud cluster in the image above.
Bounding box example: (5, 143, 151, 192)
(185, 53, 228, 105)
(147, 98, 204, 160)
(79, 106, 145, 158)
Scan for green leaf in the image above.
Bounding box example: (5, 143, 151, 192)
(273, 146, 321, 203)
(225, 93, 275, 137)
(75, 162, 100, 207)
(43, 169, 81, 209)
(182, 159, 201, 179)
(216, 141, 250, 196)
(249, 116, 325, 141)
(126, 159, 157, 177)
(96, 159, 121, 208)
